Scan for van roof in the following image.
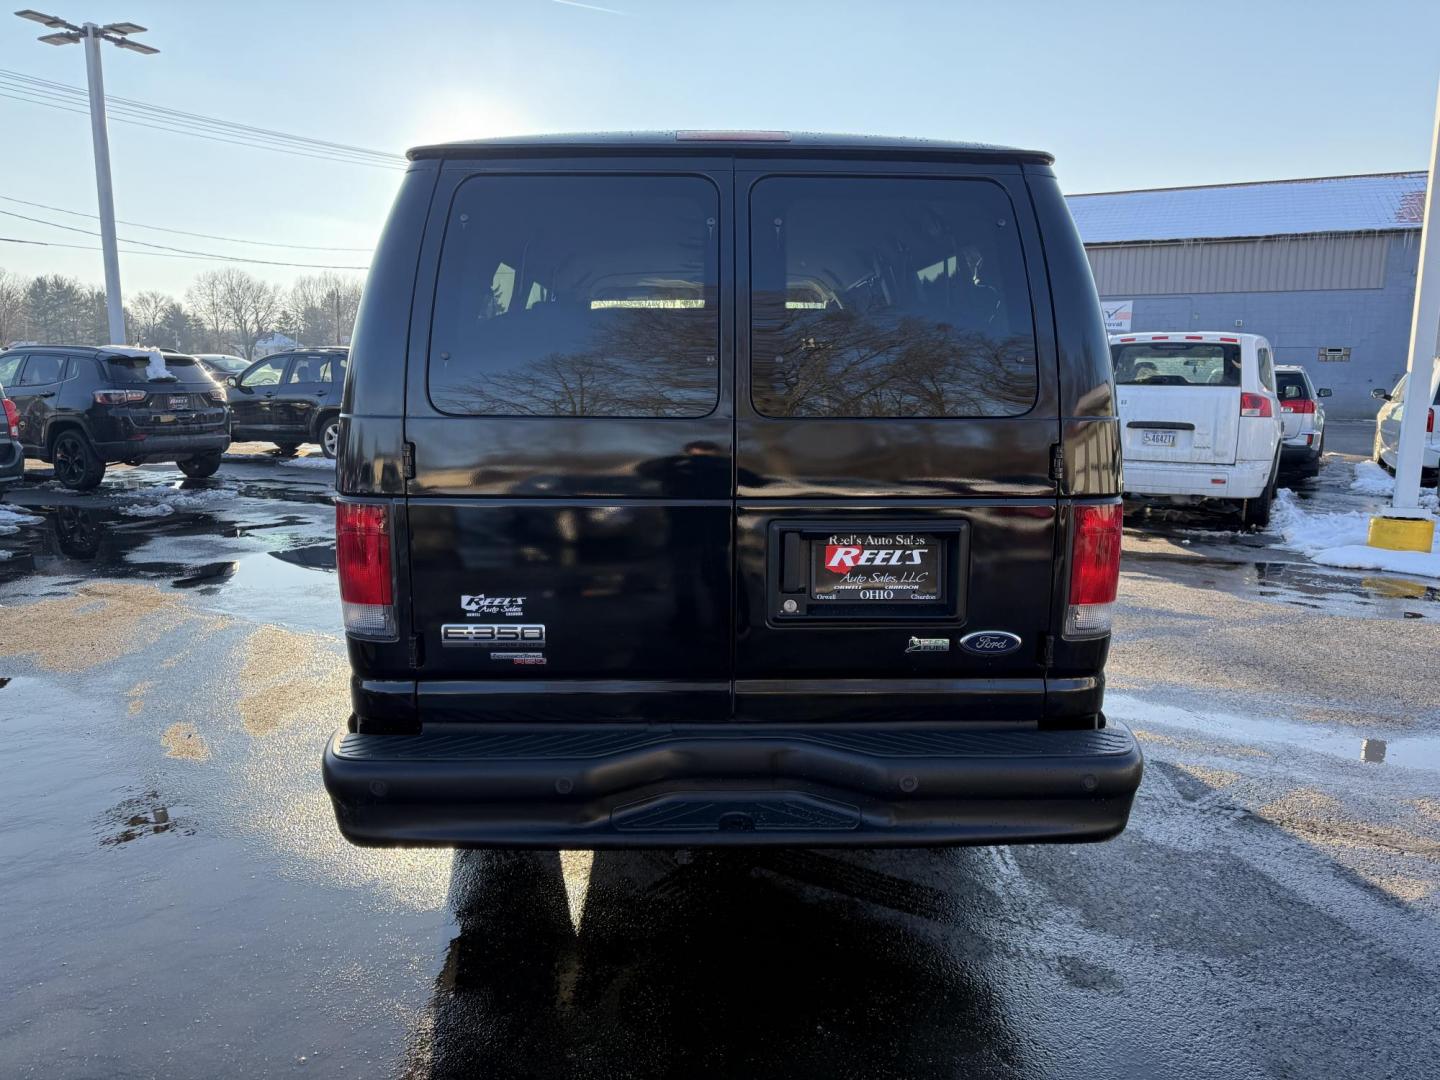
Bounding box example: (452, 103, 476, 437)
(406, 131, 1054, 165)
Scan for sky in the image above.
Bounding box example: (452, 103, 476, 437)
(1, 0, 1439, 298)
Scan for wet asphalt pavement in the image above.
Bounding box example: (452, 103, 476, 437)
(1, 435, 1438, 1079)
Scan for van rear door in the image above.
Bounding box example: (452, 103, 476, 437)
(402, 162, 735, 722)
(733, 166, 1060, 723)
(1113, 338, 1242, 465)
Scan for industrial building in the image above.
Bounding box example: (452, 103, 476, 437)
(1067, 171, 1426, 418)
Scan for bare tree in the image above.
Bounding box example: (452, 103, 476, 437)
(129, 290, 172, 346)
(186, 270, 228, 353)
(217, 268, 283, 360)
(0, 268, 27, 347)
(287, 272, 364, 346)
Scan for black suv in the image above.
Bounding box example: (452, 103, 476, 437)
(322, 132, 1141, 848)
(0, 346, 230, 489)
(225, 348, 347, 458)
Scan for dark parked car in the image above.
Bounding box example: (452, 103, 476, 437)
(323, 132, 1140, 849)
(0, 345, 230, 489)
(225, 348, 346, 458)
(193, 353, 249, 381)
(1, 379, 22, 494)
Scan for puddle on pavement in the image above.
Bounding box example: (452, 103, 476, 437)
(0, 484, 340, 633)
(1124, 549, 1438, 619)
(1114, 693, 1440, 773)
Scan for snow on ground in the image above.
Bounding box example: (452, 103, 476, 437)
(277, 456, 335, 470)
(1272, 479, 1440, 580)
(1350, 460, 1398, 496)
(0, 506, 44, 535)
(113, 485, 236, 519)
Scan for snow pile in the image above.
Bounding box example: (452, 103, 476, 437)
(114, 486, 233, 519)
(1271, 489, 1440, 580)
(1347, 460, 1438, 507)
(0, 506, 43, 535)
(144, 348, 171, 381)
(1350, 460, 1395, 496)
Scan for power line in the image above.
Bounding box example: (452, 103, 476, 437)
(0, 70, 408, 170)
(0, 194, 373, 252)
(0, 68, 406, 164)
(0, 231, 368, 271)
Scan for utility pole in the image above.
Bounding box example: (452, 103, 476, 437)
(15, 10, 159, 345)
(1370, 78, 1440, 554)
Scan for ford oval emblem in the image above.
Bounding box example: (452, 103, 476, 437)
(959, 630, 1022, 656)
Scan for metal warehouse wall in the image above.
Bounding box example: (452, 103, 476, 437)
(1090, 231, 1420, 419)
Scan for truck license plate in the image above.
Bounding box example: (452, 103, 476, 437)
(168, 395, 189, 410)
(810, 532, 942, 604)
(1142, 430, 1177, 447)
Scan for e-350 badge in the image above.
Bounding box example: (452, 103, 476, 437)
(441, 624, 546, 647)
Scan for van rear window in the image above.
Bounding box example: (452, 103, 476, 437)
(1112, 342, 1240, 387)
(428, 175, 719, 417)
(749, 177, 1037, 418)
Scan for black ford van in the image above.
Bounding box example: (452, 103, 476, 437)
(323, 132, 1140, 848)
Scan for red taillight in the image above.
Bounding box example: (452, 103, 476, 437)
(1280, 398, 1316, 414)
(1066, 503, 1121, 638)
(1429, 408, 1436, 434)
(2, 398, 17, 439)
(92, 389, 148, 405)
(336, 502, 396, 639)
(1240, 392, 1273, 418)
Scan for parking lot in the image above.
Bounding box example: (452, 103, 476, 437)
(0, 423, 1434, 1079)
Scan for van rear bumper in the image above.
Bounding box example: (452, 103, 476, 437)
(1122, 458, 1270, 499)
(322, 720, 1143, 848)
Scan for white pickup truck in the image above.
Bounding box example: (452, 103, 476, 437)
(1111, 331, 1284, 527)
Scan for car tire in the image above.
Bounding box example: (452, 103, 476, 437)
(274, 443, 300, 457)
(319, 416, 341, 460)
(177, 452, 222, 479)
(52, 430, 106, 491)
(1240, 455, 1280, 530)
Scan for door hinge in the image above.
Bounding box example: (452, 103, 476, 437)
(407, 633, 423, 668)
(1049, 443, 1065, 488)
(401, 441, 416, 480)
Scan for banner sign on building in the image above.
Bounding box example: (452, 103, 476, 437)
(1101, 300, 1134, 332)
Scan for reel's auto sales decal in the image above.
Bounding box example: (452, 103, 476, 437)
(811, 533, 940, 603)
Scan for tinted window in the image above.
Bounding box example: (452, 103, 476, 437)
(429, 175, 719, 417)
(321, 358, 345, 384)
(241, 356, 288, 387)
(18, 354, 63, 385)
(104, 354, 210, 386)
(1113, 342, 1240, 387)
(1257, 347, 1275, 391)
(750, 177, 1036, 418)
(1276, 372, 1309, 400)
(0, 353, 24, 387)
(286, 354, 330, 384)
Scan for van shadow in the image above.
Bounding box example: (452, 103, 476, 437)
(401, 848, 1026, 1080)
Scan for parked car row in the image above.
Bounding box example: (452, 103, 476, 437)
(0, 344, 346, 490)
(1372, 373, 1440, 474)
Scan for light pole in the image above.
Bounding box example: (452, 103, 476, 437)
(14, 9, 159, 345)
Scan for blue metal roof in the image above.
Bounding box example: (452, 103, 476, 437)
(1066, 171, 1426, 244)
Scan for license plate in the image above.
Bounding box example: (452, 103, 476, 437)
(168, 395, 189, 410)
(1142, 430, 1177, 447)
(810, 532, 942, 603)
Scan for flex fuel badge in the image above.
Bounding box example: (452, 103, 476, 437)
(905, 637, 950, 654)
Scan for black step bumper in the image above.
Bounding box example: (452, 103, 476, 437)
(323, 720, 1143, 848)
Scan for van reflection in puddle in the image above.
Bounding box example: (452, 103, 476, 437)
(401, 849, 1023, 1079)
(1361, 738, 1387, 764)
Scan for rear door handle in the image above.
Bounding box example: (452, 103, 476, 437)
(35, 390, 56, 398)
